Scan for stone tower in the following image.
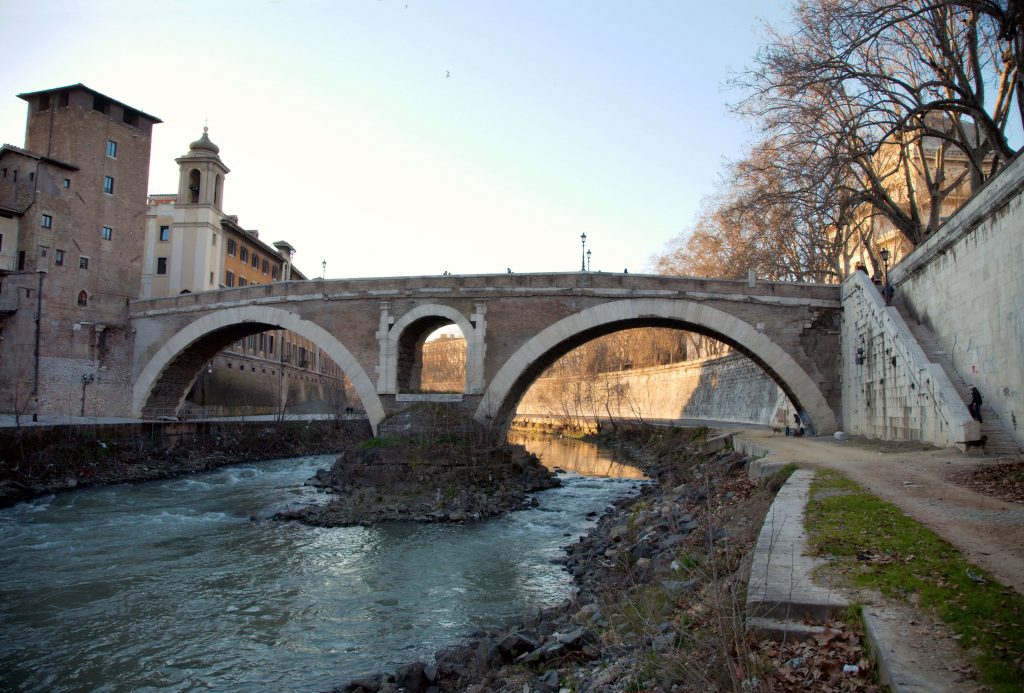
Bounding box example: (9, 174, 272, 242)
(0, 84, 160, 417)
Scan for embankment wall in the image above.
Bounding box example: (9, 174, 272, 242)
(839, 272, 978, 446)
(515, 353, 792, 428)
(889, 153, 1024, 448)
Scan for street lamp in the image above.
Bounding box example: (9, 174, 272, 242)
(580, 232, 587, 271)
(586, 248, 592, 272)
(879, 248, 893, 305)
(322, 259, 326, 279)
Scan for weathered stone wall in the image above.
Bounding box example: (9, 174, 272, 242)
(889, 153, 1024, 448)
(840, 271, 979, 446)
(515, 353, 793, 427)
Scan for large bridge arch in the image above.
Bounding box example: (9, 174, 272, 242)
(133, 305, 385, 431)
(474, 297, 837, 436)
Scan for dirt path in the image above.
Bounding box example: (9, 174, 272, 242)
(735, 430, 1024, 594)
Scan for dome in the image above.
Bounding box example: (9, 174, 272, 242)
(188, 126, 220, 155)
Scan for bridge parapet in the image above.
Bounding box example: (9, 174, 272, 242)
(130, 272, 840, 317)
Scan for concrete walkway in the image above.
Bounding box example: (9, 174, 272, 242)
(735, 430, 1024, 594)
(741, 433, 1014, 691)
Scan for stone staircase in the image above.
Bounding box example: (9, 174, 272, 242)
(894, 301, 1021, 455)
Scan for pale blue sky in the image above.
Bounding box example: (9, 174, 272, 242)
(0, 0, 791, 278)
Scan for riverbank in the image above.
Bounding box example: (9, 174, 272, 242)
(0, 418, 371, 508)
(334, 427, 879, 692)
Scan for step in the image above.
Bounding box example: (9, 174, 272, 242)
(894, 302, 1021, 454)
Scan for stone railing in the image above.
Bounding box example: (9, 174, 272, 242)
(840, 271, 978, 448)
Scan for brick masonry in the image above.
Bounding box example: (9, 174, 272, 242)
(129, 273, 842, 435)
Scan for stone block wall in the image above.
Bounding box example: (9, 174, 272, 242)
(515, 352, 791, 427)
(840, 271, 979, 446)
(889, 153, 1024, 448)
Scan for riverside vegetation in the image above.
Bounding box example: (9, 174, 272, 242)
(332, 426, 882, 693)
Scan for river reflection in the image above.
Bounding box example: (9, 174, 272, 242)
(510, 430, 647, 479)
(0, 437, 642, 693)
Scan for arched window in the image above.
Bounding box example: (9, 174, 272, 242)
(214, 174, 222, 206)
(188, 169, 201, 203)
(77, 290, 88, 306)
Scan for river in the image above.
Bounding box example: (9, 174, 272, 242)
(0, 435, 643, 692)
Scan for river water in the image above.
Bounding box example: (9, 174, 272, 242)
(0, 435, 643, 692)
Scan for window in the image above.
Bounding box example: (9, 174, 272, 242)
(239, 247, 248, 262)
(258, 333, 265, 352)
(238, 277, 247, 287)
(261, 259, 269, 274)
(39, 246, 48, 258)
(18, 251, 25, 270)
(79, 256, 89, 270)
(268, 335, 274, 354)
(211, 233, 217, 246)
(29, 172, 34, 182)
(38, 94, 50, 112)
(225, 270, 234, 287)
(0, 233, 3, 252)
(188, 169, 200, 203)
(55, 249, 64, 266)
(62, 178, 71, 189)
(159, 225, 169, 242)
(272, 266, 280, 280)
(251, 253, 259, 269)
(42, 214, 52, 228)
(156, 257, 168, 275)
(106, 140, 117, 158)
(227, 239, 236, 256)
(209, 272, 214, 285)
(103, 176, 114, 195)
(101, 226, 112, 241)
(77, 290, 88, 306)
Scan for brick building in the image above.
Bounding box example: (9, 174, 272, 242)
(0, 84, 160, 417)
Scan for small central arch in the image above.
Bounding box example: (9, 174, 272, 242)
(378, 303, 484, 396)
(133, 305, 384, 431)
(475, 298, 836, 436)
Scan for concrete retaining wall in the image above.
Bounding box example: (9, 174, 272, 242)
(840, 272, 979, 446)
(516, 352, 792, 427)
(889, 153, 1024, 448)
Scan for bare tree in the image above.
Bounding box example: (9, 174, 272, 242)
(736, 0, 1020, 249)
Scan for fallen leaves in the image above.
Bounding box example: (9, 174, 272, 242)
(753, 621, 881, 692)
(956, 460, 1024, 503)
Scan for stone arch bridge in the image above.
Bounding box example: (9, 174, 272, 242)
(129, 273, 841, 437)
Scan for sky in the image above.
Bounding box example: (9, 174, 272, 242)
(0, 0, 792, 279)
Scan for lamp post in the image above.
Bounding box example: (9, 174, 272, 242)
(879, 248, 893, 305)
(586, 248, 592, 272)
(580, 232, 587, 271)
(202, 362, 213, 415)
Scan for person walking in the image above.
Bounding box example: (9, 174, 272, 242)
(968, 386, 984, 422)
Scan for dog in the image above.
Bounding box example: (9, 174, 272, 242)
(959, 435, 988, 456)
